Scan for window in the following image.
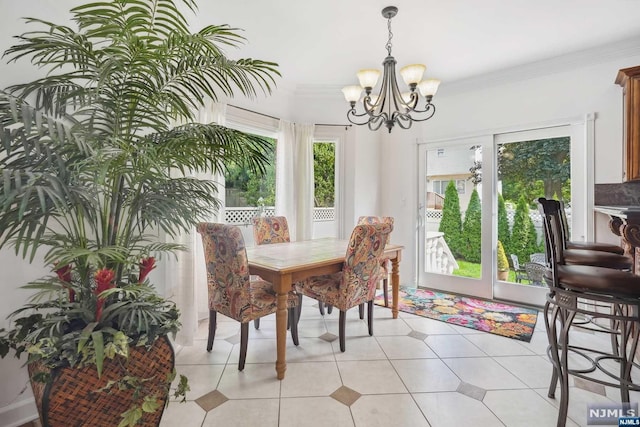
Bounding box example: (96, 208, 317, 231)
(313, 142, 335, 207)
(432, 179, 465, 196)
(224, 135, 276, 208)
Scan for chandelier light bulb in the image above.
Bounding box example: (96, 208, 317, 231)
(356, 69, 381, 90)
(342, 85, 363, 103)
(400, 64, 426, 87)
(417, 78, 441, 99)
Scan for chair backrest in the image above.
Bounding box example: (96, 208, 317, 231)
(530, 253, 546, 265)
(357, 216, 395, 227)
(340, 223, 393, 308)
(524, 262, 547, 286)
(537, 197, 565, 289)
(252, 216, 291, 245)
(196, 223, 252, 320)
(510, 254, 521, 270)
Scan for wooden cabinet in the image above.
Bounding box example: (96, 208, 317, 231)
(616, 66, 640, 182)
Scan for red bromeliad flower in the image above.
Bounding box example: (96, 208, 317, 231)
(138, 257, 156, 283)
(94, 268, 115, 321)
(54, 263, 75, 302)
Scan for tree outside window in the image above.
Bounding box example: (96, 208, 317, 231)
(224, 136, 276, 207)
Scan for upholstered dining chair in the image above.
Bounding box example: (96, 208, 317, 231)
(251, 215, 328, 318)
(252, 216, 291, 245)
(537, 198, 640, 427)
(357, 216, 395, 309)
(295, 223, 393, 352)
(196, 223, 300, 371)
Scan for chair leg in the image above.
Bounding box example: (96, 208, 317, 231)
(239, 322, 249, 371)
(297, 294, 303, 323)
(367, 300, 374, 336)
(289, 308, 299, 346)
(254, 318, 260, 330)
(207, 309, 217, 352)
(327, 304, 333, 314)
(358, 303, 364, 319)
(383, 278, 389, 307)
(339, 310, 346, 352)
(318, 301, 325, 315)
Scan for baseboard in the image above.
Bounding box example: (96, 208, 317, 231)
(0, 397, 38, 427)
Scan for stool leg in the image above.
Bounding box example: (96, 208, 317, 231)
(383, 278, 389, 307)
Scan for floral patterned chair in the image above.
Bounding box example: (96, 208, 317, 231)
(196, 223, 299, 371)
(295, 223, 393, 352)
(252, 216, 328, 317)
(252, 216, 291, 245)
(358, 216, 394, 308)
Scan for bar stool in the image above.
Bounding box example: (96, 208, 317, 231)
(537, 197, 640, 427)
(538, 199, 632, 270)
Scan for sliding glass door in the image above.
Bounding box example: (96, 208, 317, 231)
(417, 117, 593, 306)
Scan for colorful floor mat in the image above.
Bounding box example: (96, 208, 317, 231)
(375, 287, 538, 342)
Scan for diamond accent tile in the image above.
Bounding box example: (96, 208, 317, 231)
(225, 333, 241, 345)
(574, 377, 606, 396)
(457, 381, 486, 401)
(330, 385, 362, 407)
(408, 330, 428, 341)
(195, 389, 229, 412)
(319, 332, 338, 342)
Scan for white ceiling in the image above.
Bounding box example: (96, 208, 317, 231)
(195, 0, 640, 92)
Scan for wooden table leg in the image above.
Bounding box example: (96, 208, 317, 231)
(391, 255, 400, 319)
(275, 276, 291, 380)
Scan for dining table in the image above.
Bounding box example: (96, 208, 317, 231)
(245, 237, 403, 379)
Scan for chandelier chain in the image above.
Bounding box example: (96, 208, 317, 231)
(386, 16, 393, 56)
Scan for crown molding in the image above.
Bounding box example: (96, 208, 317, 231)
(291, 35, 640, 100)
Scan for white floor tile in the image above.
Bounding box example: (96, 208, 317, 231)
(337, 360, 408, 395)
(494, 355, 556, 388)
(425, 334, 486, 358)
(173, 364, 225, 400)
(413, 392, 504, 427)
(392, 359, 461, 393)
(216, 363, 281, 399)
(280, 362, 342, 397)
(160, 401, 206, 427)
(351, 394, 431, 427)
(403, 317, 460, 335)
(202, 398, 279, 427)
(377, 336, 438, 359)
(464, 333, 535, 356)
(443, 357, 527, 390)
(484, 389, 580, 427)
(176, 339, 233, 365)
(280, 397, 355, 427)
(332, 336, 388, 361)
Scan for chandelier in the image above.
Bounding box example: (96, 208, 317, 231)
(341, 6, 440, 133)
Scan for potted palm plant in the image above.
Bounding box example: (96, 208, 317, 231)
(0, 0, 279, 425)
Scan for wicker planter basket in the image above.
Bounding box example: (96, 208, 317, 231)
(28, 335, 175, 427)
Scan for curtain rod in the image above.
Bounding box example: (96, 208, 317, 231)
(228, 104, 351, 128)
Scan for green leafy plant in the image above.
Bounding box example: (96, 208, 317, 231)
(0, 0, 279, 425)
(497, 240, 509, 271)
(460, 188, 481, 262)
(439, 180, 463, 257)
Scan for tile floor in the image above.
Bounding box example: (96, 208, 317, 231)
(161, 297, 638, 427)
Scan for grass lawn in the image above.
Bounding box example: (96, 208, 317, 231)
(453, 260, 517, 282)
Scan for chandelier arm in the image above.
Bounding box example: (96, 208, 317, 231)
(368, 115, 387, 132)
(346, 109, 378, 126)
(406, 104, 436, 122)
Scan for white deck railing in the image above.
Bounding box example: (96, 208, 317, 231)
(425, 231, 459, 274)
(225, 207, 335, 225)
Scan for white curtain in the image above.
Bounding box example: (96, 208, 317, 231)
(295, 124, 316, 241)
(276, 120, 297, 239)
(173, 102, 226, 346)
